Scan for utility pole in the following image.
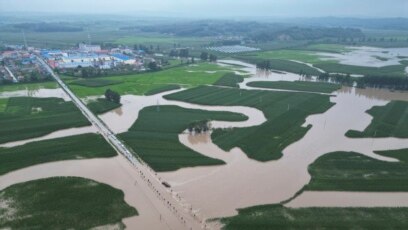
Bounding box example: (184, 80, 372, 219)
(22, 30, 28, 49)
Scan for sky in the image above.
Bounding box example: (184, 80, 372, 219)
(0, 0, 407, 18)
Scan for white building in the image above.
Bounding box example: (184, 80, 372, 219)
(79, 43, 101, 52)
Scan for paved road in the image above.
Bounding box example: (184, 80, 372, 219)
(4, 66, 18, 83)
(36, 56, 207, 230)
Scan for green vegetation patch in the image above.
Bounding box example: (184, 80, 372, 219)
(306, 150, 408, 191)
(221, 204, 408, 230)
(119, 105, 248, 171)
(346, 101, 408, 138)
(0, 82, 58, 93)
(0, 97, 90, 144)
(0, 99, 7, 112)
(0, 133, 116, 175)
(0, 177, 137, 229)
(144, 84, 181, 96)
(302, 43, 350, 53)
(88, 98, 122, 114)
(247, 81, 341, 93)
(67, 62, 233, 97)
(315, 62, 407, 77)
(71, 79, 123, 87)
(213, 73, 244, 88)
(239, 57, 321, 76)
(165, 86, 333, 161)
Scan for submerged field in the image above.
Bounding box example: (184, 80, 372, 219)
(165, 85, 334, 161)
(346, 100, 408, 138)
(66, 62, 235, 97)
(221, 204, 408, 230)
(0, 97, 90, 144)
(0, 133, 116, 175)
(0, 177, 137, 229)
(120, 105, 248, 171)
(306, 150, 408, 191)
(247, 81, 341, 93)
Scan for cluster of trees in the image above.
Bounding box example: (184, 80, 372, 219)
(256, 60, 273, 69)
(13, 23, 83, 32)
(63, 65, 138, 78)
(133, 44, 160, 54)
(251, 27, 364, 42)
(318, 73, 352, 85)
(200, 52, 217, 62)
(169, 48, 189, 58)
(356, 75, 408, 90)
(147, 61, 160, 71)
(187, 120, 211, 133)
(104, 89, 121, 104)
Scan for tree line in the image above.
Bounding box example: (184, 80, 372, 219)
(104, 89, 121, 104)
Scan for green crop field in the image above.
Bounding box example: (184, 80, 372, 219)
(71, 79, 123, 87)
(247, 81, 341, 93)
(306, 150, 408, 191)
(0, 97, 90, 144)
(213, 73, 244, 88)
(0, 133, 116, 175)
(220, 204, 408, 230)
(87, 98, 121, 114)
(346, 101, 408, 138)
(240, 50, 324, 64)
(115, 35, 212, 48)
(301, 43, 350, 53)
(314, 62, 407, 77)
(144, 84, 181, 96)
(66, 62, 234, 97)
(119, 105, 248, 171)
(0, 99, 7, 112)
(165, 86, 334, 161)
(0, 82, 58, 93)
(0, 177, 137, 229)
(236, 57, 322, 76)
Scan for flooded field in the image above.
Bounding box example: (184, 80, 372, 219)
(1, 58, 408, 228)
(158, 85, 408, 219)
(318, 46, 408, 68)
(0, 88, 71, 101)
(286, 191, 408, 208)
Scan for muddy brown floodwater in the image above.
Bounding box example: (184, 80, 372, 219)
(159, 85, 408, 219)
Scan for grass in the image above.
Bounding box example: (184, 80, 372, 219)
(0, 97, 90, 144)
(314, 62, 407, 77)
(115, 35, 212, 49)
(0, 177, 137, 229)
(0, 99, 7, 112)
(119, 105, 248, 171)
(306, 150, 408, 191)
(240, 50, 324, 64)
(0, 82, 58, 93)
(88, 98, 122, 114)
(71, 79, 123, 87)
(144, 84, 181, 96)
(164, 86, 334, 161)
(0, 133, 116, 175)
(220, 204, 408, 230)
(66, 62, 234, 97)
(213, 73, 244, 88)
(301, 43, 350, 53)
(247, 81, 341, 93)
(237, 57, 322, 76)
(346, 101, 408, 138)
